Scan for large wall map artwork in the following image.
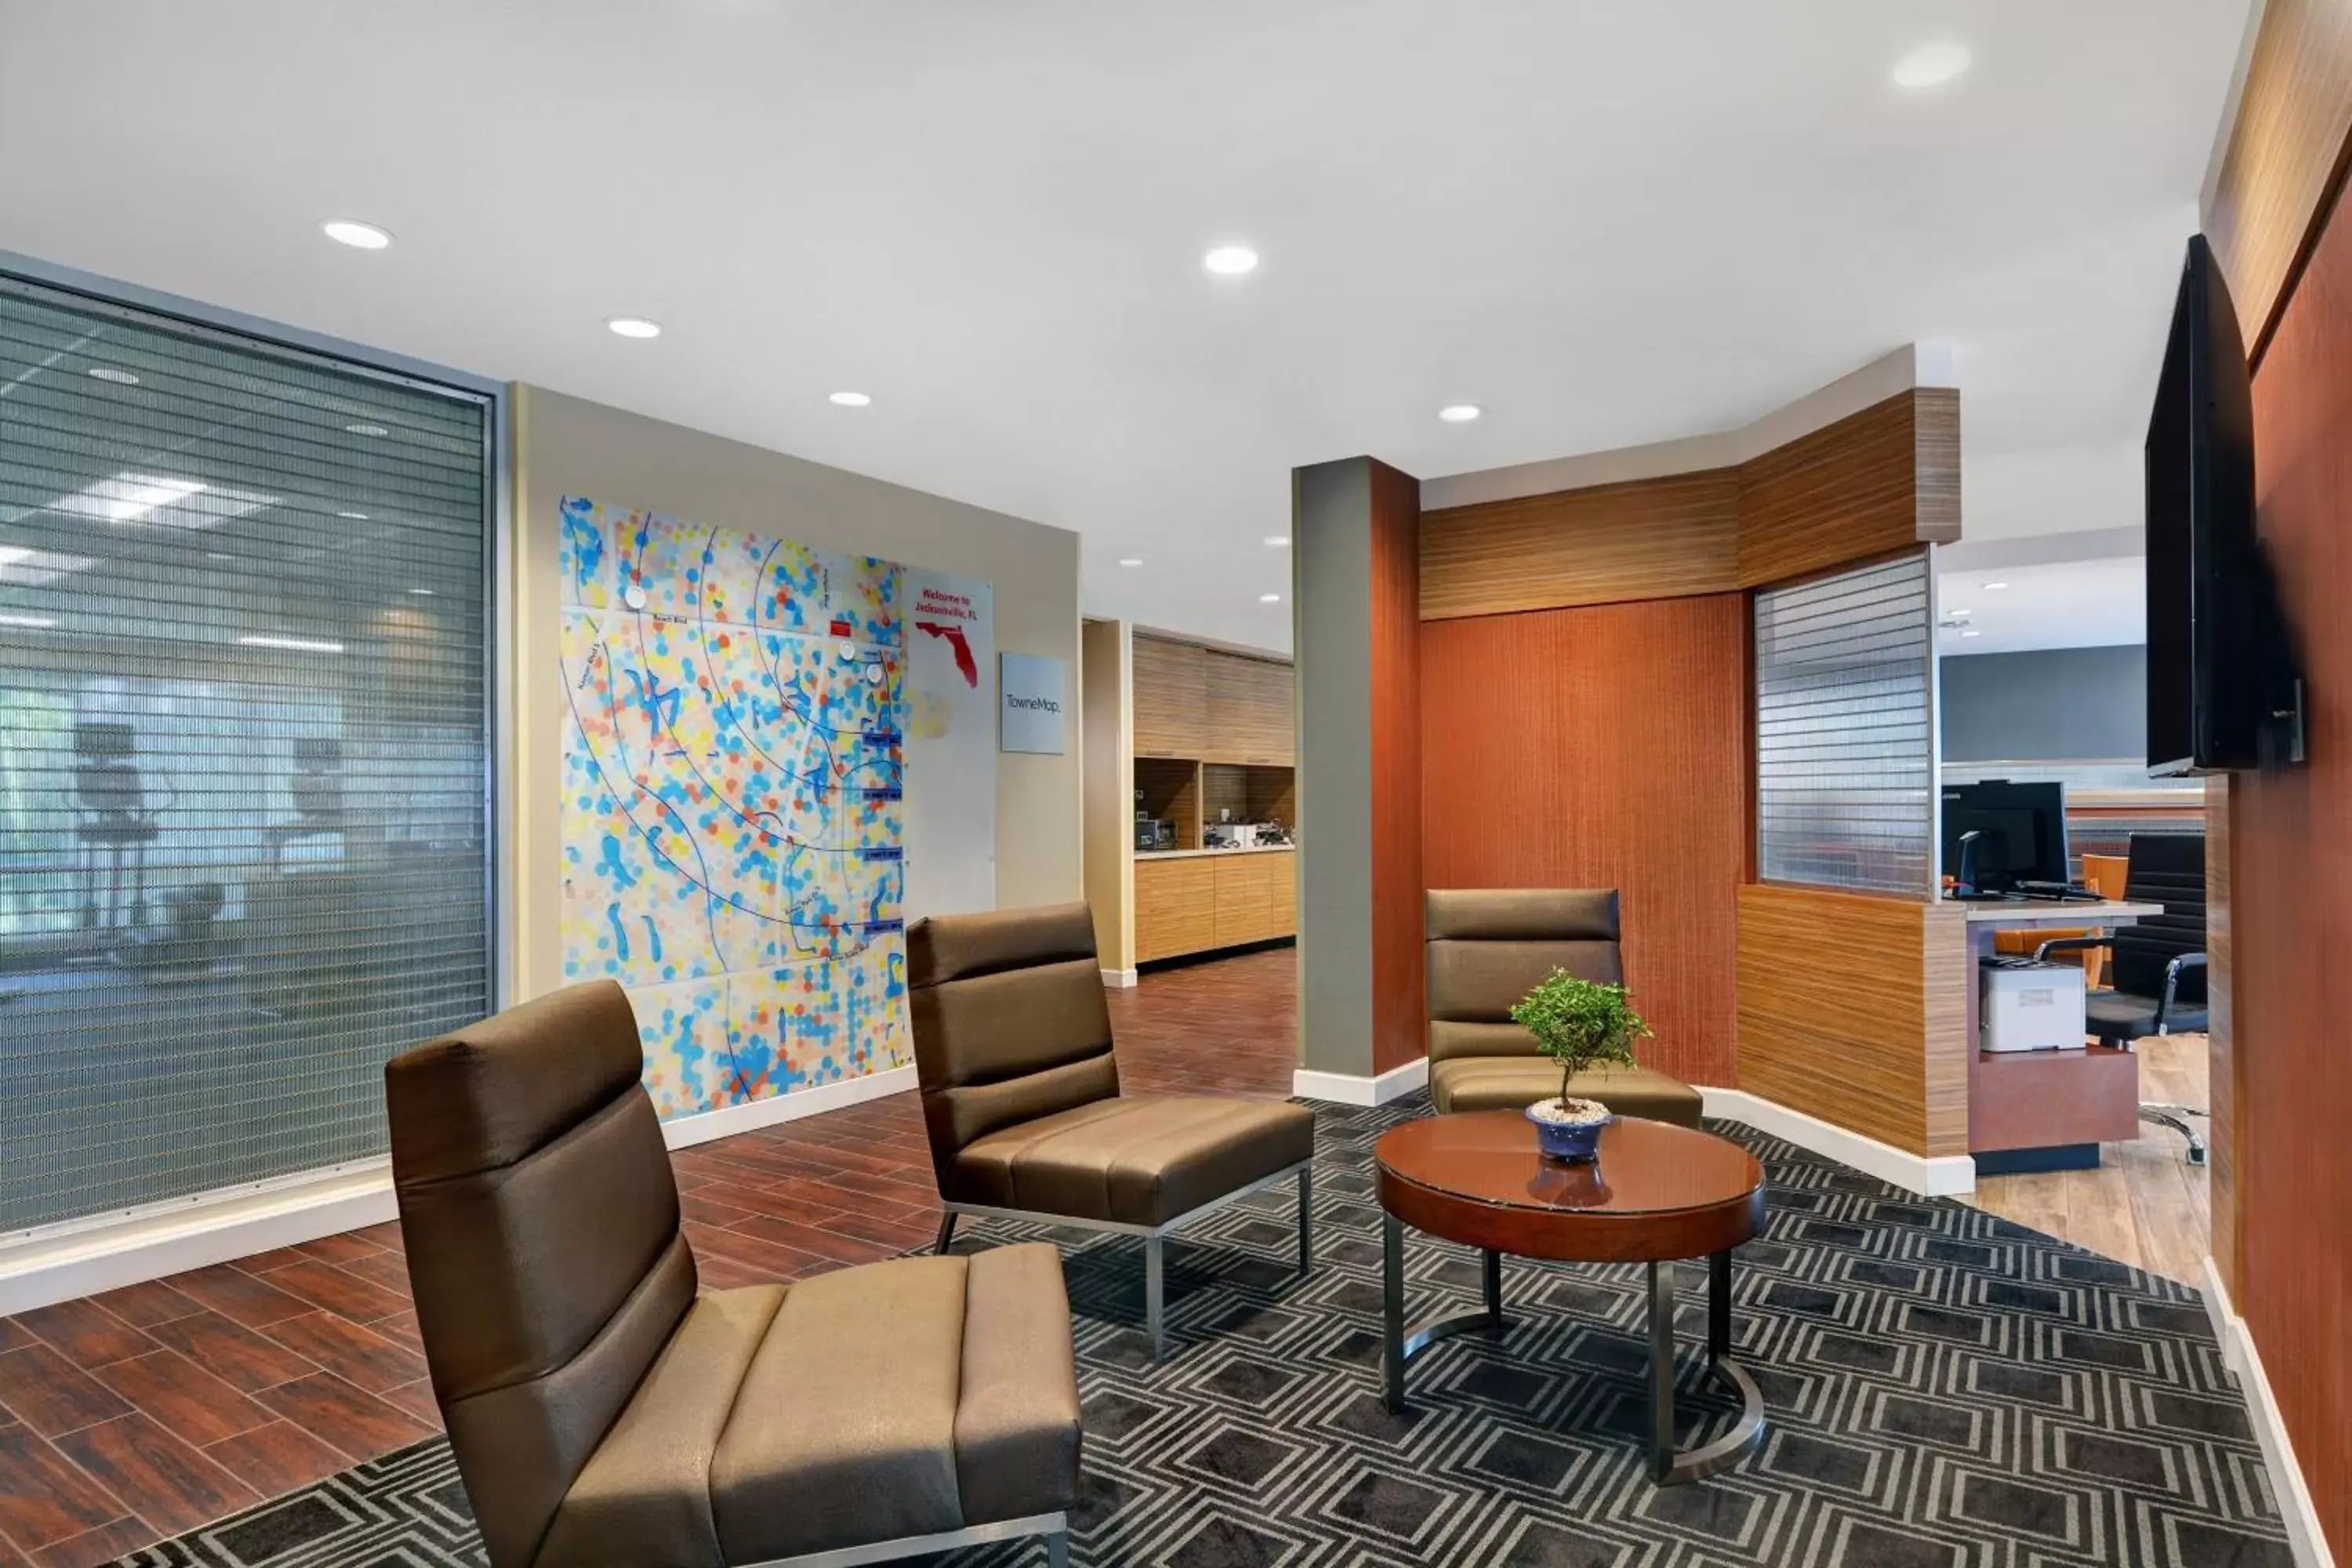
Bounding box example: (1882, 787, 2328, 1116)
(557, 495, 910, 1118)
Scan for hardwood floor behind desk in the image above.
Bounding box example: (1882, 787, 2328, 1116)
(1966, 1034, 2212, 1286)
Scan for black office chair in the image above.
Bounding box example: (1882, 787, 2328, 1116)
(2038, 833, 2209, 1163)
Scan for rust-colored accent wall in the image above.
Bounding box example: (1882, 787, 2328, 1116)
(1419, 596, 1748, 1086)
(1419, 469, 1740, 619)
(2233, 174, 2352, 1558)
(1736, 884, 1969, 1157)
(2208, 0, 2352, 365)
(1368, 461, 1425, 1075)
(1736, 390, 1961, 587)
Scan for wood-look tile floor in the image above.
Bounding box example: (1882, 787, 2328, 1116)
(0, 949, 1301, 1568)
(1966, 1032, 2212, 1288)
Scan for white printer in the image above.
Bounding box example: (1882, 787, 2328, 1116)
(1980, 956, 2089, 1052)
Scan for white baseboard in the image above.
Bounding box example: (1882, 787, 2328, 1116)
(2201, 1257, 2336, 1568)
(659, 1064, 918, 1152)
(1101, 967, 1138, 989)
(0, 1065, 921, 1317)
(1293, 1058, 1430, 1107)
(1697, 1087, 1977, 1198)
(0, 1163, 397, 1318)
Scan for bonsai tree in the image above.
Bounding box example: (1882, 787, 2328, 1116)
(1509, 968, 1652, 1117)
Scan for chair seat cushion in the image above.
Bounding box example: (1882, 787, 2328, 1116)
(953, 1097, 1315, 1225)
(1428, 1059, 1704, 1126)
(707, 1245, 1080, 1565)
(2085, 991, 2206, 1042)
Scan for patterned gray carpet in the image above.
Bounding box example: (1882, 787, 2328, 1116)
(110, 1101, 2292, 1567)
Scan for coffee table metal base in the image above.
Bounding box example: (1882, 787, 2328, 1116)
(1381, 1215, 1767, 1486)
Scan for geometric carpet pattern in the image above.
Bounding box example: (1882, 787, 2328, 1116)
(108, 1099, 2292, 1568)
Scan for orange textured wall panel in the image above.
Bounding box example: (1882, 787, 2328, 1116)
(1367, 460, 1426, 1075)
(2238, 169, 2352, 1561)
(1418, 595, 1748, 1085)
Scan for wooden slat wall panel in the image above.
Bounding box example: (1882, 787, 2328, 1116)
(1419, 469, 1739, 620)
(1421, 390, 1961, 620)
(1737, 391, 1957, 588)
(1205, 652, 1294, 764)
(2205, 0, 2352, 365)
(1736, 884, 1967, 1157)
(1133, 634, 1207, 758)
(2235, 181, 2352, 1555)
(1420, 595, 1749, 1087)
(1368, 460, 1426, 1075)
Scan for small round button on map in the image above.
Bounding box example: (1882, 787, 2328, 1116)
(622, 583, 648, 611)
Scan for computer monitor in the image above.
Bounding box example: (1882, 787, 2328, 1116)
(1940, 780, 2069, 895)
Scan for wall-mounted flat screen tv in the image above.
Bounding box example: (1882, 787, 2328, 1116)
(2143, 234, 2302, 775)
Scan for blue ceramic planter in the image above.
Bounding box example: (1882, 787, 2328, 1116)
(1526, 1103, 1611, 1162)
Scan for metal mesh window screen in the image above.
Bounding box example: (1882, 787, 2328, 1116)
(0, 275, 492, 1235)
(1754, 554, 1934, 893)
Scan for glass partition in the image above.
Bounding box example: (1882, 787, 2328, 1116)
(1754, 553, 1935, 894)
(0, 273, 492, 1234)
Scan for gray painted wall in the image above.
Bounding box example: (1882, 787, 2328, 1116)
(1939, 645, 2147, 761)
(1293, 459, 1377, 1078)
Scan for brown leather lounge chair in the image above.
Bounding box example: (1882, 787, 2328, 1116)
(386, 981, 1081, 1568)
(909, 902, 1316, 1359)
(1424, 888, 1704, 1126)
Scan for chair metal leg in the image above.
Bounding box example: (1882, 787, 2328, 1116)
(1045, 1527, 1069, 1568)
(934, 1211, 958, 1254)
(1297, 1163, 1314, 1273)
(2140, 1105, 2209, 1165)
(1145, 1232, 1166, 1359)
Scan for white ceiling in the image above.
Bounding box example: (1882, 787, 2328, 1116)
(0, 0, 2248, 654)
(1936, 556, 2147, 655)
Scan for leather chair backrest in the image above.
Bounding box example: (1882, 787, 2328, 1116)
(386, 981, 695, 1568)
(907, 902, 1120, 1188)
(2113, 833, 2208, 1004)
(1425, 889, 1623, 1062)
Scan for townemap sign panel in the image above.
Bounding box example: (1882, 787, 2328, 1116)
(557, 495, 909, 1118)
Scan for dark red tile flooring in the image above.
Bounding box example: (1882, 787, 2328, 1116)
(0, 948, 1298, 1566)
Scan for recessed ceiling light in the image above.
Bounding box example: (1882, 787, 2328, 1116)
(1983, 580, 2009, 590)
(1203, 245, 1259, 276)
(1258, 592, 1282, 604)
(205, 551, 234, 561)
(0, 612, 57, 630)
(407, 587, 436, 597)
(337, 510, 368, 521)
(1947, 608, 1970, 619)
(1117, 557, 1144, 568)
(1959, 629, 1982, 638)
(321, 220, 393, 250)
(345, 422, 389, 437)
(1892, 42, 1971, 89)
(1263, 535, 1290, 548)
(606, 318, 662, 339)
(238, 633, 344, 654)
(87, 366, 140, 386)
(1439, 404, 1483, 423)
(829, 390, 873, 407)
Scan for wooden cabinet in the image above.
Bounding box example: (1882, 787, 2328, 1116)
(1204, 652, 1293, 764)
(1135, 855, 1217, 960)
(1137, 850, 1295, 960)
(1133, 636, 1208, 757)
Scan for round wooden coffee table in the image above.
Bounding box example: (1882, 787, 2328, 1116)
(1374, 1111, 1768, 1485)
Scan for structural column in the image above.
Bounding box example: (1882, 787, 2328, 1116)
(1293, 456, 1424, 1094)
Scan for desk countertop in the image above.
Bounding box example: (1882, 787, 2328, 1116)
(1137, 844, 1297, 861)
(1951, 898, 2165, 924)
